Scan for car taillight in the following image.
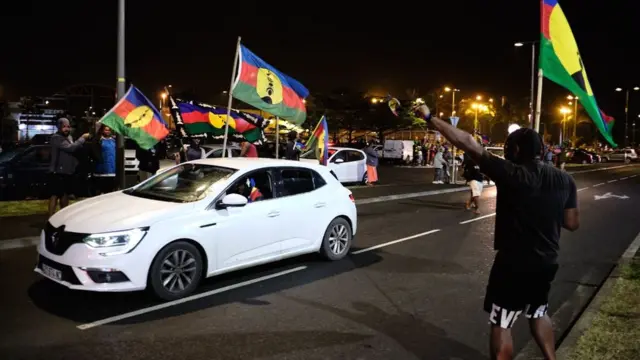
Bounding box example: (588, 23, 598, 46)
(349, 194, 355, 202)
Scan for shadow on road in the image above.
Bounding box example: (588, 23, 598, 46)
(282, 296, 487, 360)
(28, 252, 383, 326)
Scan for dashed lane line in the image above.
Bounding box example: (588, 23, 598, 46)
(459, 213, 496, 224)
(593, 183, 605, 187)
(351, 229, 441, 255)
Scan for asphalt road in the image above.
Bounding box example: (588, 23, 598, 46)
(1, 164, 639, 360)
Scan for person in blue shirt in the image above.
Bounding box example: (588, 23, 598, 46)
(91, 124, 117, 194)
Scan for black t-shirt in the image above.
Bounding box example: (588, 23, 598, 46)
(286, 141, 299, 161)
(478, 151, 577, 265)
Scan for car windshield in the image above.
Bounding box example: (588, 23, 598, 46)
(0, 148, 26, 163)
(487, 148, 504, 158)
(124, 164, 236, 203)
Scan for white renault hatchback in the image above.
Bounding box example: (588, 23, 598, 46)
(35, 158, 357, 300)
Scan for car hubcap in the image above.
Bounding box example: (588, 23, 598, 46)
(160, 249, 197, 293)
(329, 224, 349, 255)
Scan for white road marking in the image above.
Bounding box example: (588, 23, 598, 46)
(459, 213, 496, 224)
(630, 175, 638, 178)
(76, 266, 308, 330)
(568, 165, 630, 175)
(607, 179, 618, 183)
(577, 188, 588, 192)
(351, 229, 441, 255)
(593, 183, 604, 187)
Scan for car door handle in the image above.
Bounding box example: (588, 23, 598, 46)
(314, 202, 326, 208)
(267, 211, 280, 217)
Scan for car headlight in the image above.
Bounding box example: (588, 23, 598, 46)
(83, 227, 148, 256)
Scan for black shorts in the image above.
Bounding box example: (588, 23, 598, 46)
(483, 252, 558, 329)
(48, 173, 74, 197)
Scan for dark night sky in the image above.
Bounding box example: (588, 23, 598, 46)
(1, 1, 639, 122)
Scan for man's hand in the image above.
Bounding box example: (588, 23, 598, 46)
(414, 104, 431, 120)
(81, 133, 91, 139)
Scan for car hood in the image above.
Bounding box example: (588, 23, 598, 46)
(49, 191, 191, 233)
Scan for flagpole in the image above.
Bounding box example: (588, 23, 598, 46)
(275, 116, 280, 158)
(222, 36, 241, 155)
(534, 68, 544, 133)
(116, 0, 126, 189)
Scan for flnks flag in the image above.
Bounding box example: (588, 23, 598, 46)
(232, 45, 309, 125)
(100, 86, 169, 149)
(175, 100, 268, 143)
(303, 116, 329, 165)
(540, 0, 616, 146)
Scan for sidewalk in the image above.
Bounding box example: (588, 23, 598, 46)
(557, 233, 640, 360)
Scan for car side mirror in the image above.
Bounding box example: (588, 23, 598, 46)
(216, 193, 248, 209)
(334, 158, 344, 164)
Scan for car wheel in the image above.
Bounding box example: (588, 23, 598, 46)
(320, 217, 352, 261)
(582, 160, 587, 164)
(362, 171, 368, 185)
(624, 158, 631, 164)
(149, 241, 203, 301)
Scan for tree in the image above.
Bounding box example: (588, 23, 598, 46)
(314, 88, 369, 143)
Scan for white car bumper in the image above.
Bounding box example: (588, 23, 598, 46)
(34, 231, 148, 292)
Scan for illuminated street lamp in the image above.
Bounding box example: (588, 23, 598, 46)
(515, 40, 539, 127)
(444, 86, 460, 116)
(475, 95, 482, 101)
(471, 103, 489, 133)
(560, 107, 571, 143)
(567, 94, 579, 138)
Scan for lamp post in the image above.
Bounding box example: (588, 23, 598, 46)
(560, 107, 570, 144)
(567, 95, 579, 140)
(444, 86, 460, 185)
(515, 41, 539, 128)
(471, 102, 489, 134)
(116, 0, 126, 189)
(615, 86, 639, 147)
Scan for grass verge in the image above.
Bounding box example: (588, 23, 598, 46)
(0, 199, 82, 217)
(568, 256, 640, 360)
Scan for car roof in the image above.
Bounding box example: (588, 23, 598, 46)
(330, 147, 364, 152)
(190, 157, 333, 173)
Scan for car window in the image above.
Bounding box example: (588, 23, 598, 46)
(208, 149, 223, 158)
(231, 149, 241, 157)
(225, 169, 274, 202)
(280, 168, 315, 196)
(125, 164, 236, 203)
(346, 150, 364, 162)
(331, 150, 346, 163)
(312, 170, 327, 189)
(19, 147, 51, 166)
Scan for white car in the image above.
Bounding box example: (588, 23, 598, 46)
(301, 147, 368, 184)
(35, 158, 357, 300)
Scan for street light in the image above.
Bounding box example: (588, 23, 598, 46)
(471, 103, 489, 133)
(475, 95, 482, 101)
(444, 86, 460, 116)
(614, 86, 640, 146)
(560, 107, 570, 143)
(515, 40, 539, 128)
(567, 95, 579, 139)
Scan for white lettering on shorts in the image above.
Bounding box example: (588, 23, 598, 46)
(526, 304, 549, 319)
(489, 304, 522, 329)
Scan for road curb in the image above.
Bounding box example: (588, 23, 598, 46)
(554, 230, 640, 359)
(355, 186, 470, 205)
(513, 230, 640, 360)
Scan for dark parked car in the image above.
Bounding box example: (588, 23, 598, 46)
(566, 148, 594, 164)
(0, 145, 93, 200)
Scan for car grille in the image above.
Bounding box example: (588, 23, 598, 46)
(44, 222, 89, 256)
(37, 255, 82, 285)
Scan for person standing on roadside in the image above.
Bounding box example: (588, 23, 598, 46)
(240, 139, 258, 158)
(462, 151, 484, 214)
(363, 142, 379, 186)
(136, 142, 161, 182)
(413, 104, 579, 360)
(433, 147, 445, 184)
(91, 124, 117, 194)
(48, 118, 90, 217)
(285, 131, 300, 160)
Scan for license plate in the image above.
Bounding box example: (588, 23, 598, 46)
(42, 264, 62, 280)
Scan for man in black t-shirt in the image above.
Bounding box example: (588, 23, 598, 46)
(414, 104, 579, 360)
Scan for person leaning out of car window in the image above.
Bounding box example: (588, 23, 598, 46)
(48, 118, 90, 217)
(90, 124, 117, 194)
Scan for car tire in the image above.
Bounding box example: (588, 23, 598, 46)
(582, 160, 587, 164)
(624, 158, 631, 164)
(148, 241, 204, 301)
(362, 171, 368, 185)
(320, 217, 353, 261)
